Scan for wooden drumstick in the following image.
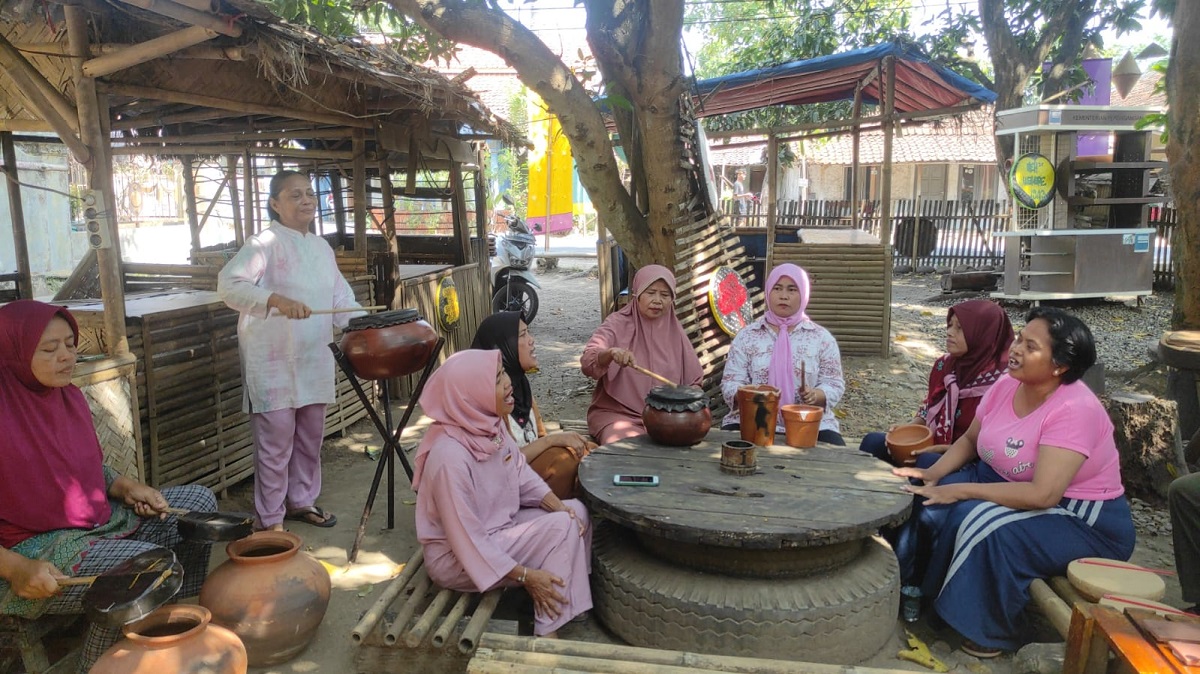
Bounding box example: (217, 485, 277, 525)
(630, 364, 677, 387)
(309, 306, 386, 315)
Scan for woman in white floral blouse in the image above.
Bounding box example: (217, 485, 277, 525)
(720, 263, 846, 445)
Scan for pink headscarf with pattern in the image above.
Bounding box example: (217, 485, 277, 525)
(412, 349, 519, 492)
(763, 264, 811, 408)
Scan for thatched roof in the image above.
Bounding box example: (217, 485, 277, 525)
(0, 0, 522, 159)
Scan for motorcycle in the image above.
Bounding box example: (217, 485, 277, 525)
(490, 197, 540, 322)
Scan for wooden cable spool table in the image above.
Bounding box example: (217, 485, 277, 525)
(577, 430, 912, 664)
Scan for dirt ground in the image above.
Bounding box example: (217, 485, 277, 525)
(213, 259, 1185, 674)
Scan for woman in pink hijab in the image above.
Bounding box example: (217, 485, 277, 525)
(414, 350, 592, 637)
(581, 265, 704, 444)
(720, 263, 846, 445)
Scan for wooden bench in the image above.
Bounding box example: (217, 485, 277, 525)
(0, 615, 80, 674)
(1065, 604, 1200, 674)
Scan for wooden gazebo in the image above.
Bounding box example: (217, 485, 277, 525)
(0, 0, 517, 489)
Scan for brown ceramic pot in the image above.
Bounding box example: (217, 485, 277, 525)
(90, 604, 247, 674)
(642, 385, 712, 446)
(199, 531, 331, 666)
(780, 404, 823, 448)
(338, 308, 438, 380)
(736, 384, 780, 446)
(885, 424, 934, 465)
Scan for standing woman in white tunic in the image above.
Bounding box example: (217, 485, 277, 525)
(218, 171, 363, 530)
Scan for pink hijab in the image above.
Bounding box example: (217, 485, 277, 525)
(412, 350, 519, 492)
(763, 264, 811, 408)
(0, 301, 110, 548)
(590, 265, 703, 415)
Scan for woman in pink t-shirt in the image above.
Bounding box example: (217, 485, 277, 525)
(891, 306, 1134, 658)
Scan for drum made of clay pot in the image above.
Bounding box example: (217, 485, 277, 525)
(199, 531, 331, 666)
(643, 385, 712, 446)
(1067, 558, 1166, 602)
(780, 404, 823, 448)
(736, 385, 780, 447)
(338, 309, 438, 380)
(885, 424, 933, 465)
(90, 604, 247, 674)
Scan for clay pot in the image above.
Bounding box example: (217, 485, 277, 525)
(642, 385, 712, 446)
(720, 439, 757, 476)
(780, 404, 823, 448)
(885, 424, 934, 465)
(736, 385, 780, 446)
(338, 308, 438, 380)
(90, 604, 247, 674)
(199, 531, 331, 666)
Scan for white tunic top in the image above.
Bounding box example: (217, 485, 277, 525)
(217, 222, 363, 413)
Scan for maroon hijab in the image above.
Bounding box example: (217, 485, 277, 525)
(946, 300, 1013, 386)
(0, 301, 110, 548)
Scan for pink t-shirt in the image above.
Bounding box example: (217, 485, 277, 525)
(975, 374, 1124, 500)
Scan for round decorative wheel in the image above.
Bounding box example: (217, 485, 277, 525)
(707, 266, 753, 337)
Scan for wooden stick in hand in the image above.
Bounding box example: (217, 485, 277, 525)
(630, 364, 677, 387)
(309, 306, 386, 315)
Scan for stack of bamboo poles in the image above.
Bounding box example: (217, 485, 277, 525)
(124, 263, 220, 293)
(771, 242, 889, 356)
(353, 548, 503, 663)
(468, 634, 921, 674)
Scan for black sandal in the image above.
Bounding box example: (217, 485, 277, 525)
(285, 505, 338, 528)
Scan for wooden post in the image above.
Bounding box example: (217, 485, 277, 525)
(473, 164, 487, 241)
(879, 55, 896, 358)
(450, 161, 470, 266)
(242, 149, 254, 239)
(66, 6, 128, 355)
(331, 170, 347, 248)
(850, 85, 863, 232)
(1, 132, 34, 299)
(352, 129, 367, 256)
(764, 133, 779, 273)
(379, 157, 396, 245)
(227, 155, 242, 246)
(181, 156, 200, 253)
(0, 34, 89, 163)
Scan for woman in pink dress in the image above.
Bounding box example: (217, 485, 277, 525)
(581, 265, 703, 444)
(413, 350, 592, 636)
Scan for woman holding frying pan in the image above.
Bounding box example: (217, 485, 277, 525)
(0, 300, 216, 673)
(218, 170, 364, 530)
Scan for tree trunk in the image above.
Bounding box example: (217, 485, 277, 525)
(1102, 392, 1189, 499)
(1169, 2, 1200, 331)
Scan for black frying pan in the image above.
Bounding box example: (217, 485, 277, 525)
(166, 507, 254, 542)
(58, 548, 184, 626)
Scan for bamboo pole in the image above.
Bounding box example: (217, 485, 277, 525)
(226, 155, 243, 246)
(403, 587, 454, 648)
(331, 170, 347, 247)
(242, 150, 254, 239)
(451, 161, 470, 266)
(15, 41, 250, 61)
(66, 6, 127, 355)
(115, 0, 243, 37)
(116, 127, 349, 145)
(1030, 578, 1073, 639)
(182, 156, 200, 253)
(112, 109, 240, 131)
(431, 591, 471, 648)
(458, 589, 502, 654)
(110, 144, 354, 160)
(475, 633, 918, 673)
(765, 134, 778, 273)
(1, 132, 34, 299)
(100, 83, 372, 129)
(850, 83, 863, 232)
(82, 26, 217, 77)
(383, 567, 431, 645)
(0, 119, 53, 132)
(0, 36, 89, 162)
(352, 128, 367, 256)
(878, 55, 896, 358)
(350, 547, 423, 643)
(197, 170, 231, 233)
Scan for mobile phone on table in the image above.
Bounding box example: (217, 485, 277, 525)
(613, 474, 659, 487)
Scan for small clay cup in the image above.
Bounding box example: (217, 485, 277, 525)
(885, 424, 934, 465)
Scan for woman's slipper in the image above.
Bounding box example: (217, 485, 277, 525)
(285, 505, 337, 528)
(961, 640, 1002, 659)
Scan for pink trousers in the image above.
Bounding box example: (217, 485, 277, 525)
(250, 404, 326, 527)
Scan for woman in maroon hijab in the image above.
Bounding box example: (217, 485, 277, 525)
(581, 265, 704, 444)
(0, 300, 217, 672)
(859, 299, 1014, 464)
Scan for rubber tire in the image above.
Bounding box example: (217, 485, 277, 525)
(593, 523, 900, 664)
(635, 532, 863, 578)
(491, 278, 539, 323)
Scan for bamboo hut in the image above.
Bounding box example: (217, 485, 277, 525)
(0, 0, 519, 489)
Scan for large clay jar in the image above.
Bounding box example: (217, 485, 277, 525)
(736, 384, 780, 446)
(643, 385, 712, 446)
(90, 604, 247, 674)
(338, 308, 438, 380)
(199, 530, 331, 666)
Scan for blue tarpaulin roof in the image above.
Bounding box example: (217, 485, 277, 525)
(693, 41, 996, 117)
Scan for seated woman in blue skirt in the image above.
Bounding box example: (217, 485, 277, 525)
(892, 307, 1133, 658)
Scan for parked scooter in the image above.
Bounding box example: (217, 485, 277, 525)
(491, 196, 540, 322)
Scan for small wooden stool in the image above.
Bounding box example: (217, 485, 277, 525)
(0, 614, 79, 674)
(1065, 604, 1200, 674)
